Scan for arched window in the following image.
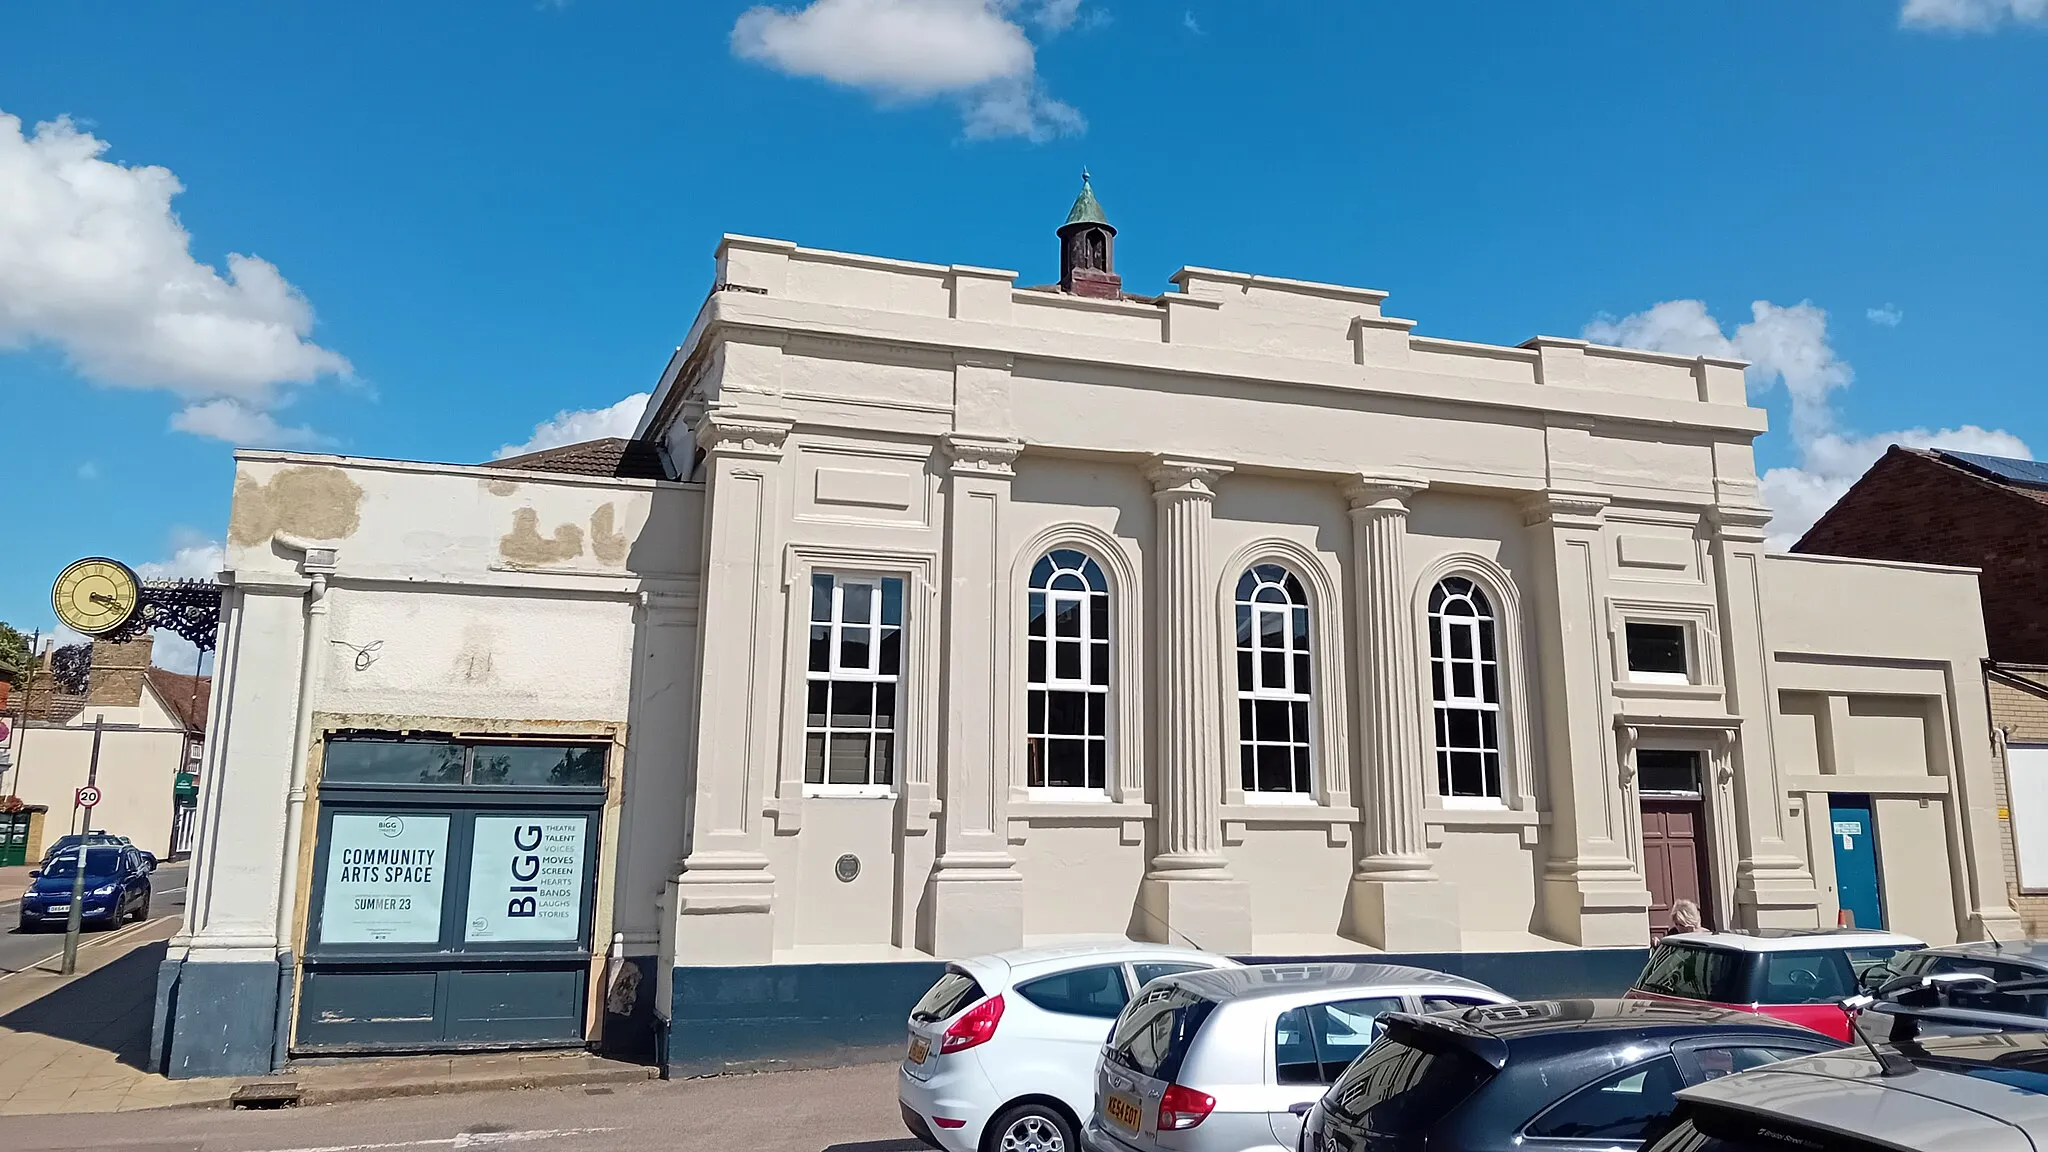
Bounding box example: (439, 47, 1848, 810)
(1429, 577, 1503, 803)
(1027, 549, 1110, 791)
(1235, 564, 1314, 797)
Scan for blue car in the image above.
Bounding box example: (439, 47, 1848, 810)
(17, 846, 153, 932)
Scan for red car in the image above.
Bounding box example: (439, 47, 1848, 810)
(1624, 928, 1925, 1041)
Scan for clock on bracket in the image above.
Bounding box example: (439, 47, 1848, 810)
(51, 557, 142, 637)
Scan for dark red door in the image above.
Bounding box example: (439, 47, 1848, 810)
(1642, 798, 1713, 938)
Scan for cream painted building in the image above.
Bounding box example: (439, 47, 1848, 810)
(155, 184, 2019, 1078)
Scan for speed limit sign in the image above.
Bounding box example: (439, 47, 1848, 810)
(75, 785, 101, 809)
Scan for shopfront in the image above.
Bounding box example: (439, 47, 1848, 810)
(295, 733, 609, 1054)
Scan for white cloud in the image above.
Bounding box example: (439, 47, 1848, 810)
(1584, 298, 2032, 549)
(169, 398, 327, 448)
(494, 392, 650, 459)
(1184, 10, 1204, 33)
(1902, 0, 2048, 29)
(732, 0, 1087, 141)
(0, 110, 349, 442)
(1032, 0, 1083, 32)
(1867, 303, 1904, 327)
(76, 461, 98, 481)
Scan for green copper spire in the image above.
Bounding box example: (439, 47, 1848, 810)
(1064, 168, 1111, 229)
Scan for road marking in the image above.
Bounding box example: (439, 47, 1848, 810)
(0, 903, 179, 979)
(255, 1128, 621, 1152)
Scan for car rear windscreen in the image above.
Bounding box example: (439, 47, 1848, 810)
(1321, 1029, 1496, 1137)
(1635, 943, 1749, 1003)
(1105, 984, 1216, 1084)
(910, 968, 985, 1023)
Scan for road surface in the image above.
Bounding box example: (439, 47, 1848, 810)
(3, 1062, 914, 1152)
(0, 862, 188, 976)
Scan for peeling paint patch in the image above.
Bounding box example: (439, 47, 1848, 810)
(228, 466, 365, 547)
(590, 504, 628, 565)
(499, 507, 583, 567)
(485, 479, 520, 497)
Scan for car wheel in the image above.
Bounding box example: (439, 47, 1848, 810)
(987, 1103, 1076, 1152)
(134, 894, 151, 921)
(16, 918, 32, 934)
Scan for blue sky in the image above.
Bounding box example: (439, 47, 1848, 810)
(3, 0, 2043, 667)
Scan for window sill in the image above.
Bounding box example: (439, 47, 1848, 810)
(1425, 806, 1539, 825)
(802, 787, 898, 800)
(1613, 681, 1723, 701)
(1221, 802, 1361, 823)
(1010, 796, 1152, 819)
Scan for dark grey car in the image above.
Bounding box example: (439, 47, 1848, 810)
(1646, 1031, 2048, 1152)
(1298, 999, 1836, 1152)
(1860, 938, 2048, 1040)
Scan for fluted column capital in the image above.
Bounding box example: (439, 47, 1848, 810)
(1145, 456, 1233, 499)
(1343, 474, 1428, 512)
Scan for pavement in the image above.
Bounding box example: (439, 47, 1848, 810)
(2, 1062, 914, 1152)
(0, 856, 910, 1144)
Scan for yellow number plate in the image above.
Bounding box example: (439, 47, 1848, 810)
(1105, 1093, 1143, 1132)
(908, 1036, 930, 1064)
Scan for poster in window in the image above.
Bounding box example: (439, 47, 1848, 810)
(464, 816, 588, 943)
(318, 814, 449, 944)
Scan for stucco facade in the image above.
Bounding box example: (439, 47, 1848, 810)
(156, 221, 2020, 1077)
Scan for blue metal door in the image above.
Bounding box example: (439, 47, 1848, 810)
(1829, 795, 1885, 931)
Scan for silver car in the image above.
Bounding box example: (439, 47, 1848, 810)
(1648, 1030, 2048, 1151)
(1084, 963, 1512, 1152)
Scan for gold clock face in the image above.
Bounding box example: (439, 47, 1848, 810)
(51, 557, 142, 637)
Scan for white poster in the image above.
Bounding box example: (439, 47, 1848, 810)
(465, 816, 588, 943)
(319, 814, 449, 944)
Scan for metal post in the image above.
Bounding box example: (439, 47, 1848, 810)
(60, 714, 105, 976)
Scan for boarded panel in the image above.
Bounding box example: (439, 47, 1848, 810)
(2008, 746, 2048, 892)
(445, 968, 588, 1044)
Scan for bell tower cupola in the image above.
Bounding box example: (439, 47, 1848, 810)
(1057, 170, 1121, 299)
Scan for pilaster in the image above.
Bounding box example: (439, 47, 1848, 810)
(1136, 456, 1251, 953)
(925, 434, 1027, 957)
(1342, 476, 1459, 951)
(1708, 504, 1823, 930)
(1524, 490, 1651, 946)
(667, 408, 794, 965)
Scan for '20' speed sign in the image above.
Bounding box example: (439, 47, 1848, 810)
(75, 785, 101, 809)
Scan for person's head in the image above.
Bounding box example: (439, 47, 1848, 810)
(1670, 899, 1703, 933)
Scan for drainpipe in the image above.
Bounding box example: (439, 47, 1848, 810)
(270, 534, 337, 1071)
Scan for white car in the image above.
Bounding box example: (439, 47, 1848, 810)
(900, 942, 1240, 1152)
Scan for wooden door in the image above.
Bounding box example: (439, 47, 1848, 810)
(1642, 798, 1713, 937)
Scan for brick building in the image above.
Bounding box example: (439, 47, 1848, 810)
(1796, 447, 2048, 932)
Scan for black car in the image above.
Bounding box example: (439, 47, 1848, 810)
(1298, 999, 1838, 1152)
(17, 845, 154, 931)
